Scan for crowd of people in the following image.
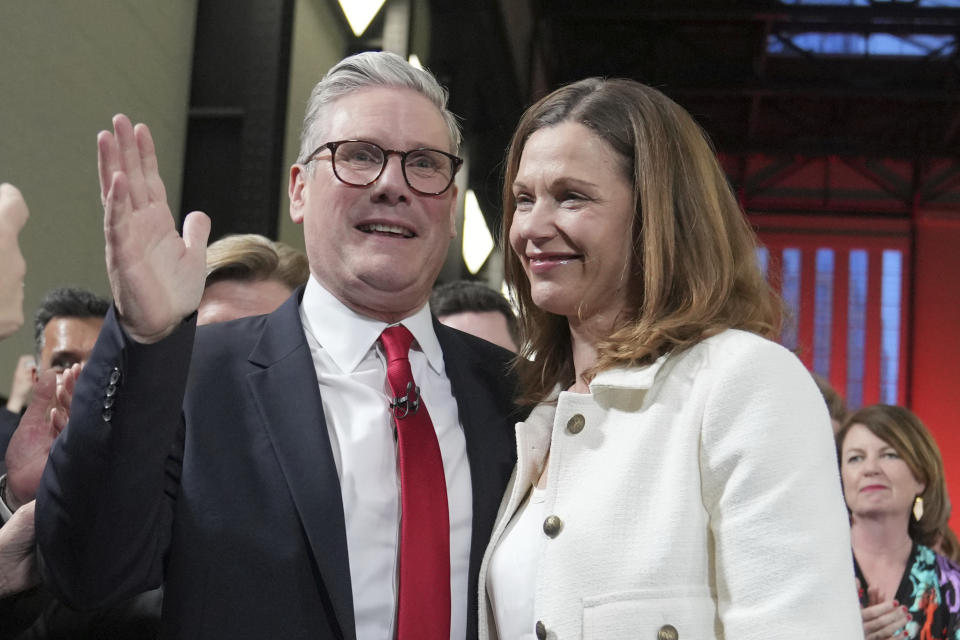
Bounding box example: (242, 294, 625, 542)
(0, 50, 956, 640)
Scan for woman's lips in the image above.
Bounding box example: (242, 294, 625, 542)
(527, 254, 581, 274)
(860, 484, 888, 492)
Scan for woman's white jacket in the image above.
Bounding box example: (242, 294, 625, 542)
(478, 329, 864, 639)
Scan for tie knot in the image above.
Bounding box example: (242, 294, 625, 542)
(380, 324, 415, 363)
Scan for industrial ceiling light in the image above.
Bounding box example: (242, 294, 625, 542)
(462, 189, 494, 275)
(338, 0, 387, 37)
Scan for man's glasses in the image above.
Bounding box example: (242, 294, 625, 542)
(305, 140, 463, 196)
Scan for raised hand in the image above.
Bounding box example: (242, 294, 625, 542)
(98, 114, 210, 343)
(4, 366, 77, 512)
(0, 183, 29, 340)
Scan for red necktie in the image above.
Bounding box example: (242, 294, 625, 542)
(380, 325, 451, 640)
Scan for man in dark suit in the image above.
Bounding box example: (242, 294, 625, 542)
(34, 52, 519, 640)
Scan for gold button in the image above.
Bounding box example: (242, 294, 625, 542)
(535, 620, 547, 640)
(566, 413, 585, 434)
(543, 515, 563, 537)
(658, 624, 679, 640)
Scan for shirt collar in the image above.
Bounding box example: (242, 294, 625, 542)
(299, 275, 445, 375)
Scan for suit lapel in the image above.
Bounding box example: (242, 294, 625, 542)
(247, 294, 356, 640)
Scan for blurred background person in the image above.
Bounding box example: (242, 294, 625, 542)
(2, 287, 108, 458)
(198, 233, 309, 325)
(839, 403, 960, 640)
(430, 279, 519, 352)
(2, 286, 109, 504)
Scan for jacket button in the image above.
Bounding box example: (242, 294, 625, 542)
(105, 383, 118, 398)
(535, 620, 547, 640)
(102, 408, 113, 423)
(658, 624, 679, 640)
(542, 515, 563, 537)
(109, 368, 121, 385)
(566, 413, 585, 434)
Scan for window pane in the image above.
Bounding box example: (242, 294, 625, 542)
(880, 250, 903, 404)
(847, 250, 868, 409)
(813, 249, 834, 378)
(755, 246, 769, 279)
(780, 248, 802, 351)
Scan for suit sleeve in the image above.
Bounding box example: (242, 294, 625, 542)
(35, 306, 195, 610)
(698, 338, 864, 638)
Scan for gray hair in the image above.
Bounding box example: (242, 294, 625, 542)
(297, 51, 461, 170)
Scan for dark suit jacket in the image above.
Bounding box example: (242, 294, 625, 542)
(35, 290, 519, 640)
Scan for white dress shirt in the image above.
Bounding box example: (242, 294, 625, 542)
(299, 276, 471, 640)
(486, 485, 544, 640)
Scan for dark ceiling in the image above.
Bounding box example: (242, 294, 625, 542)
(429, 0, 960, 227)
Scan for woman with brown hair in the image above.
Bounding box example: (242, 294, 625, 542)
(477, 78, 863, 639)
(839, 404, 960, 640)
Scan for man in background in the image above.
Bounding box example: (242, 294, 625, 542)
(1, 286, 161, 639)
(198, 233, 309, 325)
(431, 280, 519, 352)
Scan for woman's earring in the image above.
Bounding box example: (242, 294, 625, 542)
(913, 495, 925, 522)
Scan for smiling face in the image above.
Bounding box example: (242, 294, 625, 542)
(840, 423, 925, 521)
(0, 184, 29, 339)
(509, 122, 636, 330)
(288, 87, 458, 323)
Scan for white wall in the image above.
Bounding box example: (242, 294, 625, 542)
(0, 2, 197, 391)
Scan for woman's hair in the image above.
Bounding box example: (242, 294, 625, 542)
(501, 78, 781, 404)
(837, 404, 950, 547)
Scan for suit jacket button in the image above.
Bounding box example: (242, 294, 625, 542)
(658, 624, 679, 640)
(105, 383, 118, 398)
(102, 408, 113, 423)
(543, 515, 563, 537)
(104, 396, 114, 409)
(109, 368, 121, 385)
(535, 620, 547, 639)
(566, 413, 585, 434)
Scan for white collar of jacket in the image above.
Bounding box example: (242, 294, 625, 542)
(515, 352, 670, 483)
(588, 352, 669, 392)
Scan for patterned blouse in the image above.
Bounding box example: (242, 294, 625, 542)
(855, 543, 960, 640)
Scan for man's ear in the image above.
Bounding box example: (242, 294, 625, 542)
(289, 165, 306, 224)
(447, 184, 459, 239)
